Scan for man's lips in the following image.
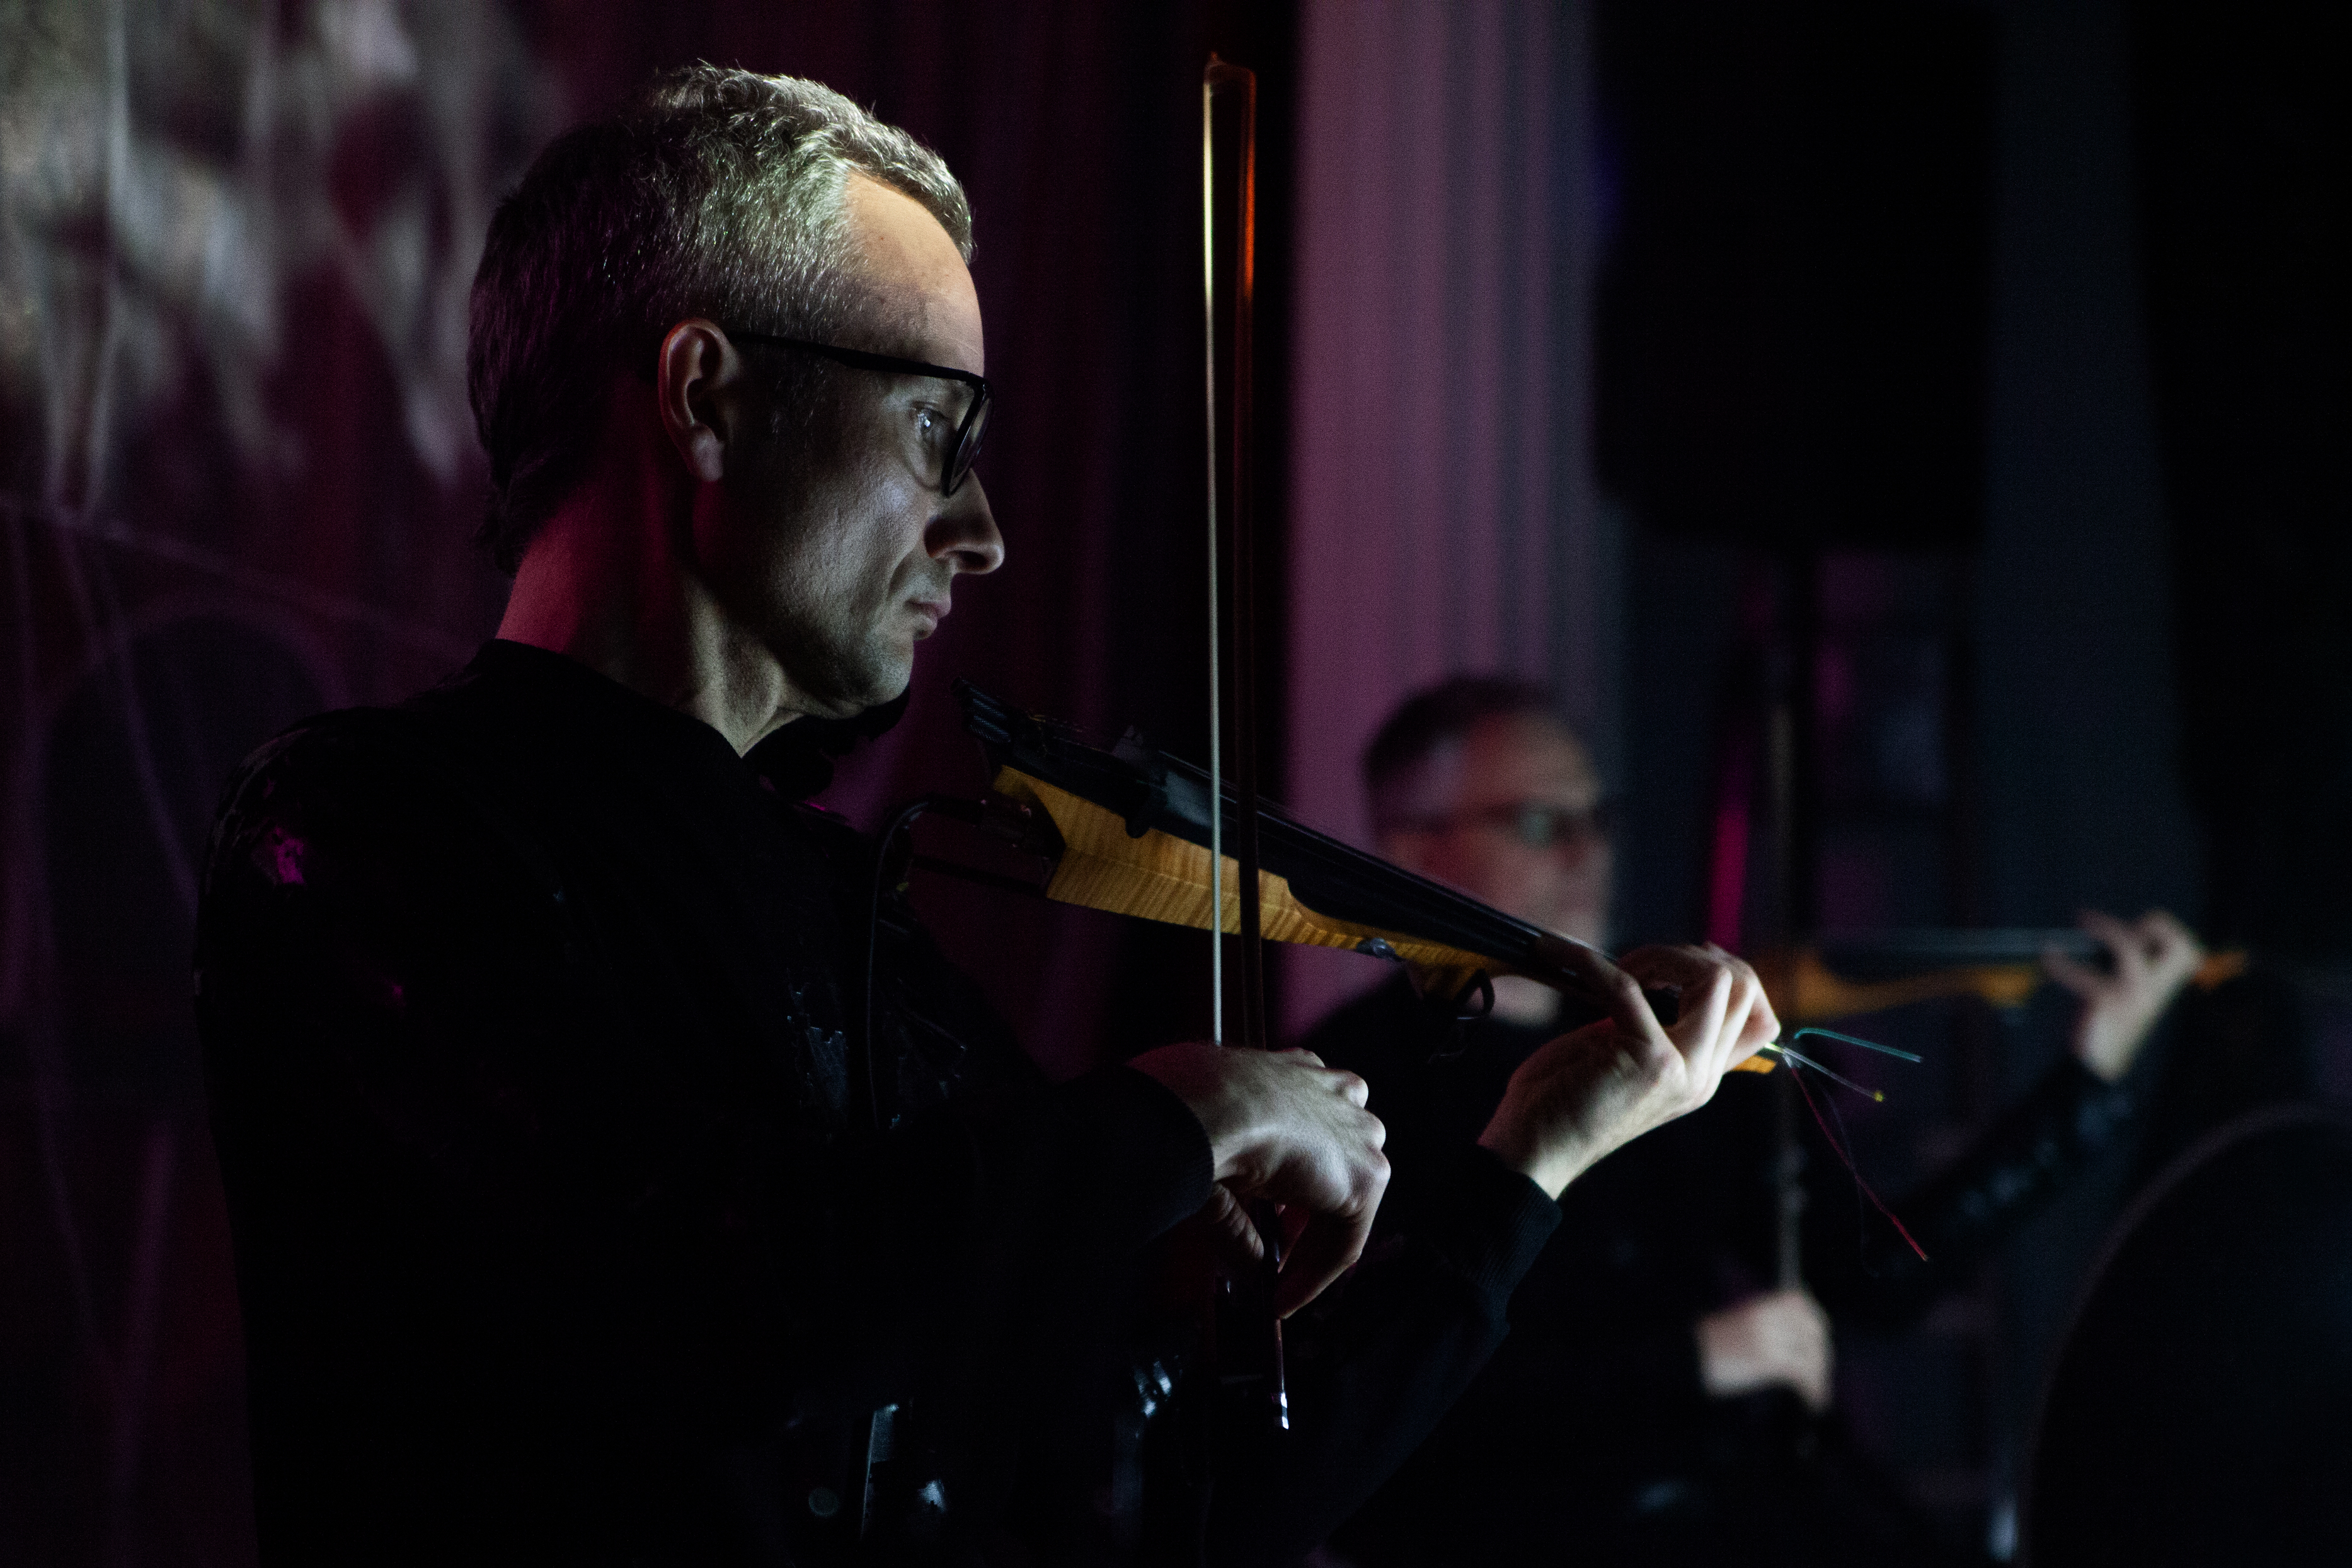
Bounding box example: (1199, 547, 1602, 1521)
(910, 598, 949, 634)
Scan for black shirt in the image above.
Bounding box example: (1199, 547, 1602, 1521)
(1306, 974, 2140, 1567)
(195, 643, 1559, 1566)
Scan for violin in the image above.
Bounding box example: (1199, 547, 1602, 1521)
(873, 678, 1709, 1449)
(943, 679, 1701, 1050)
(1761, 930, 2247, 1026)
(915, 686, 2251, 1062)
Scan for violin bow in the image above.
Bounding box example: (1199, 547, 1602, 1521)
(1203, 54, 1265, 1055)
(1203, 52, 1296, 1434)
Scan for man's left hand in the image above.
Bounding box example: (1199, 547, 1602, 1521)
(1476, 943, 1777, 1199)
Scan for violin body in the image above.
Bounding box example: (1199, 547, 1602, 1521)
(958, 680, 1683, 1038)
(953, 683, 2246, 1054)
(1766, 934, 2246, 1024)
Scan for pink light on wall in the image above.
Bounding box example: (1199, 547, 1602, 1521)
(1706, 742, 1753, 953)
(1285, 0, 1605, 1035)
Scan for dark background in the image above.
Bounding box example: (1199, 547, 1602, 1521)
(2, 1, 2347, 1562)
(1602, 0, 2349, 1549)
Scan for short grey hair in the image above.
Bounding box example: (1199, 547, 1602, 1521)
(1365, 676, 1565, 833)
(467, 65, 972, 572)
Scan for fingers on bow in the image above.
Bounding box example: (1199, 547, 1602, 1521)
(1274, 1194, 1382, 1319)
(1273, 1050, 1368, 1107)
(1196, 1185, 1266, 1269)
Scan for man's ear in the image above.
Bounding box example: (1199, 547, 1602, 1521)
(654, 319, 751, 484)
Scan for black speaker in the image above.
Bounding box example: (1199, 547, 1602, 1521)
(1597, 2, 1997, 550)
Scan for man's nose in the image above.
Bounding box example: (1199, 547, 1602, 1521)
(928, 474, 1004, 576)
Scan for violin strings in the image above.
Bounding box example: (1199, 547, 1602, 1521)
(1791, 1025, 1924, 1063)
(1783, 1058, 1929, 1264)
(1758, 1042, 1884, 1102)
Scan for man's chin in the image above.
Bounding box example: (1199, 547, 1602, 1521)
(835, 648, 915, 718)
(779, 644, 912, 724)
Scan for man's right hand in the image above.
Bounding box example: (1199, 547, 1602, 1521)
(1697, 1288, 1833, 1411)
(1129, 1043, 1390, 1318)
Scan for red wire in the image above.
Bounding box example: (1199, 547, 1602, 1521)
(1785, 1060, 1929, 1264)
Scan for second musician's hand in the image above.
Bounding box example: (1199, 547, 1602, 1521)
(2045, 908, 2204, 1082)
(1699, 1287, 1834, 1411)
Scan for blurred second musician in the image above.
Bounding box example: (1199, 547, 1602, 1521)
(1309, 677, 2205, 1568)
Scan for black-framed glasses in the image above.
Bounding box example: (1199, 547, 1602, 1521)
(1401, 799, 1617, 850)
(730, 329, 991, 496)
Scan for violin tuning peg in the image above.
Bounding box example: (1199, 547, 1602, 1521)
(980, 794, 1064, 860)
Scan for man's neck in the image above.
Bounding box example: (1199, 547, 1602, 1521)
(495, 440, 802, 756)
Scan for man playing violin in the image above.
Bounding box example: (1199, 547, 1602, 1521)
(1307, 677, 2206, 1567)
(194, 69, 1774, 1566)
